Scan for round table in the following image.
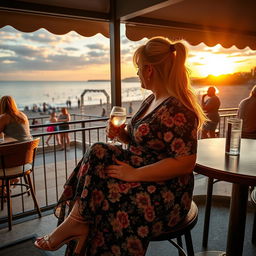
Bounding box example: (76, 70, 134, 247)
(194, 138, 256, 256)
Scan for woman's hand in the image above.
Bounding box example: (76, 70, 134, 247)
(106, 159, 136, 182)
(106, 120, 126, 139)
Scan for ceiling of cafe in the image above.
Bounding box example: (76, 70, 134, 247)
(0, 0, 255, 49)
(124, 0, 256, 49)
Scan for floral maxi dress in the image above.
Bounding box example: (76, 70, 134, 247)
(55, 95, 198, 256)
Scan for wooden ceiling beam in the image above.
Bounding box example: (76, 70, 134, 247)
(116, 0, 183, 21)
(0, 0, 110, 21)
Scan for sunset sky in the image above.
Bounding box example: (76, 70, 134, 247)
(0, 25, 256, 81)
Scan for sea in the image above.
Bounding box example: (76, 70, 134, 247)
(0, 81, 253, 110)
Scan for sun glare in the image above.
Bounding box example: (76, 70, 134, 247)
(198, 53, 236, 77)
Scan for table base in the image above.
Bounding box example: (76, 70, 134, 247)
(195, 252, 226, 256)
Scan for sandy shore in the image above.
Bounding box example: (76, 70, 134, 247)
(24, 100, 143, 121)
(24, 84, 254, 120)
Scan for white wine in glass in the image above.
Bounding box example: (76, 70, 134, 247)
(108, 106, 127, 145)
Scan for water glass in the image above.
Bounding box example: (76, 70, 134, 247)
(225, 118, 243, 155)
(0, 133, 4, 143)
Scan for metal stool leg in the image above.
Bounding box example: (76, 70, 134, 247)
(6, 179, 12, 230)
(168, 239, 187, 256)
(185, 232, 195, 256)
(203, 177, 214, 247)
(252, 211, 256, 244)
(1, 180, 5, 210)
(26, 174, 41, 217)
(176, 236, 183, 256)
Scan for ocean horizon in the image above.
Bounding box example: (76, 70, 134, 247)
(0, 80, 253, 110)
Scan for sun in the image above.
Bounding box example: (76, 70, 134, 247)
(197, 53, 236, 77)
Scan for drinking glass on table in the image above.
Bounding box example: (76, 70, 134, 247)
(0, 132, 4, 143)
(108, 106, 126, 146)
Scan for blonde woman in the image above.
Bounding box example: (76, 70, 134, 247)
(0, 95, 32, 186)
(35, 37, 205, 256)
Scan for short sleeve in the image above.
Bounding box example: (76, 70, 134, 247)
(157, 98, 198, 158)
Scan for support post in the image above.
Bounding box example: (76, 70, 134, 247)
(110, 0, 121, 107)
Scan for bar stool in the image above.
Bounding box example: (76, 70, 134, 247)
(148, 201, 198, 256)
(0, 138, 41, 230)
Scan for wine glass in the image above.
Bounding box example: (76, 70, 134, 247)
(108, 106, 127, 145)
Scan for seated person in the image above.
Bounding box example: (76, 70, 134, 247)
(34, 37, 205, 256)
(201, 86, 221, 138)
(0, 95, 33, 186)
(238, 85, 256, 139)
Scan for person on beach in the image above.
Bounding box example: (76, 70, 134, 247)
(58, 107, 71, 150)
(128, 101, 133, 115)
(0, 95, 33, 188)
(31, 118, 39, 132)
(101, 107, 106, 117)
(34, 37, 205, 256)
(238, 85, 256, 139)
(46, 112, 61, 146)
(201, 86, 221, 138)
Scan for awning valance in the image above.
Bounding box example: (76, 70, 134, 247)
(0, 10, 109, 37)
(126, 23, 256, 50)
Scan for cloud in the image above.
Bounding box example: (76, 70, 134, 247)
(64, 47, 79, 51)
(86, 43, 108, 50)
(0, 26, 17, 33)
(191, 62, 205, 66)
(121, 37, 130, 44)
(0, 49, 110, 72)
(87, 50, 106, 57)
(0, 44, 44, 57)
(22, 32, 58, 43)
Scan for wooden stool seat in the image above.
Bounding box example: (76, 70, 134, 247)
(149, 201, 198, 256)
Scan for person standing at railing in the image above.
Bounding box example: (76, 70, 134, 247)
(34, 37, 205, 256)
(46, 112, 61, 146)
(201, 86, 221, 138)
(58, 107, 71, 150)
(238, 85, 256, 139)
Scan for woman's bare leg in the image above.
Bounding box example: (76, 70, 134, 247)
(46, 135, 52, 146)
(35, 200, 89, 249)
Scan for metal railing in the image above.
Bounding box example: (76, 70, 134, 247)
(0, 108, 238, 225)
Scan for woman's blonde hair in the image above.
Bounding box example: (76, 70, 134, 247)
(0, 95, 25, 123)
(133, 36, 206, 128)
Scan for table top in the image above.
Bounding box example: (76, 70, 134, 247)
(195, 138, 256, 186)
(0, 136, 18, 146)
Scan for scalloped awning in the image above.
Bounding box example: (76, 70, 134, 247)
(124, 0, 256, 50)
(0, 10, 109, 37)
(126, 23, 256, 50)
(0, 0, 255, 49)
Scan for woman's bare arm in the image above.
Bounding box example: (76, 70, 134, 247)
(0, 114, 9, 133)
(106, 154, 196, 182)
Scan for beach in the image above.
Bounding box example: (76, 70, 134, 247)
(22, 84, 254, 120)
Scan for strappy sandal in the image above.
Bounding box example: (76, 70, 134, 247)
(34, 214, 87, 254)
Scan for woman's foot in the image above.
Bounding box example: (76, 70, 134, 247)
(34, 208, 88, 253)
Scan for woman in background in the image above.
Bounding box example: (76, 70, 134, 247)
(46, 112, 61, 146)
(0, 95, 32, 142)
(58, 107, 71, 150)
(0, 95, 32, 186)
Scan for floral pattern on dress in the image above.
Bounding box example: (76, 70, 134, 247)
(55, 94, 198, 256)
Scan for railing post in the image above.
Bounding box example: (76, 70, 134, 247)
(82, 121, 86, 155)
